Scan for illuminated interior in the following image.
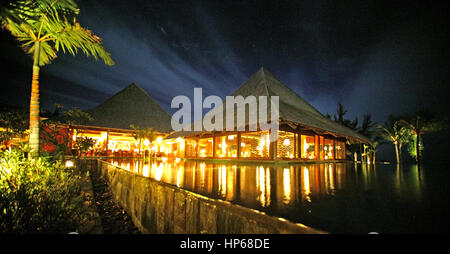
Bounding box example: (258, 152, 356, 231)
(240, 131, 270, 158)
(276, 131, 296, 159)
(159, 137, 185, 158)
(321, 137, 334, 160)
(301, 134, 316, 159)
(198, 137, 213, 157)
(215, 134, 237, 158)
(185, 139, 197, 157)
(335, 140, 346, 159)
(70, 128, 165, 156)
(66, 125, 350, 160)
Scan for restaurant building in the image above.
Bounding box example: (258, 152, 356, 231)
(42, 83, 172, 156)
(161, 68, 370, 162)
(43, 68, 369, 161)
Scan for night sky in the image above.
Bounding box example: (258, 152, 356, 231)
(1, 0, 449, 161)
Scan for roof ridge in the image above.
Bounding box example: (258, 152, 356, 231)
(260, 67, 272, 98)
(262, 68, 325, 116)
(86, 82, 173, 132)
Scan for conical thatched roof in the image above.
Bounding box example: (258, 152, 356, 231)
(167, 68, 370, 143)
(84, 83, 172, 133)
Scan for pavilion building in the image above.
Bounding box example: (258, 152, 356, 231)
(43, 83, 173, 156)
(161, 68, 370, 162)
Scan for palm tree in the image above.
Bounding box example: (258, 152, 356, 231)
(131, 125, 156, 159)
(1, 0, 114, 158)
(333, 102, 348, 124)
(142, 128, 156, 159)
(400, 110, 445, 164)
(359, 114, 375, 138)
(377, 116, 409, 164)
(366, 137, 386, 164)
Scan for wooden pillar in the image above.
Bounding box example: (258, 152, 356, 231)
(212, 133, 216, 158)
(320, 136, 324, 160)
(196, 138, 199, 157)
(237, 133, 241, 159)
(297, 132, 302, 159)
(184, 140, 187, 158)
(331, 138, 336, 160)
(293, 133, 297, 159)
(314, 135, 319, 159)
(269, 129, 277, 160)
(343, 141, 347, 160)
(105, 130, 109, 157)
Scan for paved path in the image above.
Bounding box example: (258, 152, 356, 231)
(90, 170, 140, 234)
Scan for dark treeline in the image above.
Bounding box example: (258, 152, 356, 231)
(326, 102, 447, 165)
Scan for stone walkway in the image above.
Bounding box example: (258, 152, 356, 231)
(90, 170, 140, 234)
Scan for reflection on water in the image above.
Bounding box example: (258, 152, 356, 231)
(107, 158, 449, 233)
(113, 159, 351, 206)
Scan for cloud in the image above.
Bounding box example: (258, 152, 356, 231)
(43, 0, 249, 114)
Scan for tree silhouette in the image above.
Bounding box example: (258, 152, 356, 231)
(1, 0, 113, 157)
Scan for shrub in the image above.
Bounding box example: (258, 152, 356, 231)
(0, 149, 86, 233)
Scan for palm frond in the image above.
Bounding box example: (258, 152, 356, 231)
(43, 13, 114, 65)
(26, 40, 57, 65)
(36, 0, 79, 15)
(2, 0, 113, 66)
(1, 0, 78, 24)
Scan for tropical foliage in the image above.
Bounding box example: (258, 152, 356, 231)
(0, 109, 29, 147)
(329, 103, 378, 162)
(1, 0, 114, 66)
(0, 148, 87, 233)
(399, 110, 445, 164)
(73, 136, 96, 156)
(130, 124, 156, 157)
(0, 0, 113, 157)
(39, 105, 94, 159)
(376, 116, 411, 164)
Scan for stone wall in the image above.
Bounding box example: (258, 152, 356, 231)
(79, 159, 326, 234)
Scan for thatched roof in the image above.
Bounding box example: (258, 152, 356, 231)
(83, 83, 172, 133)
(167, 68, 370, 143)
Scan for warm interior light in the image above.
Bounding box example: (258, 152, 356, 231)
(228, 135, 235, 140)
(283, 138, 290, 146)
(156, 137, 163, 144)
(100, 132, 107, 142)
(65, 160, 74, 168)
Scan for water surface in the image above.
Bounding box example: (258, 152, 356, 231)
(108, 159, 450, 233)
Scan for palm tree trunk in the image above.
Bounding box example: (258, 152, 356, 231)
(29, 41, 40, 158)
(359, 143, 363, 163)
(415, 134, 421, 164)
(394, 142, 401, 164)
